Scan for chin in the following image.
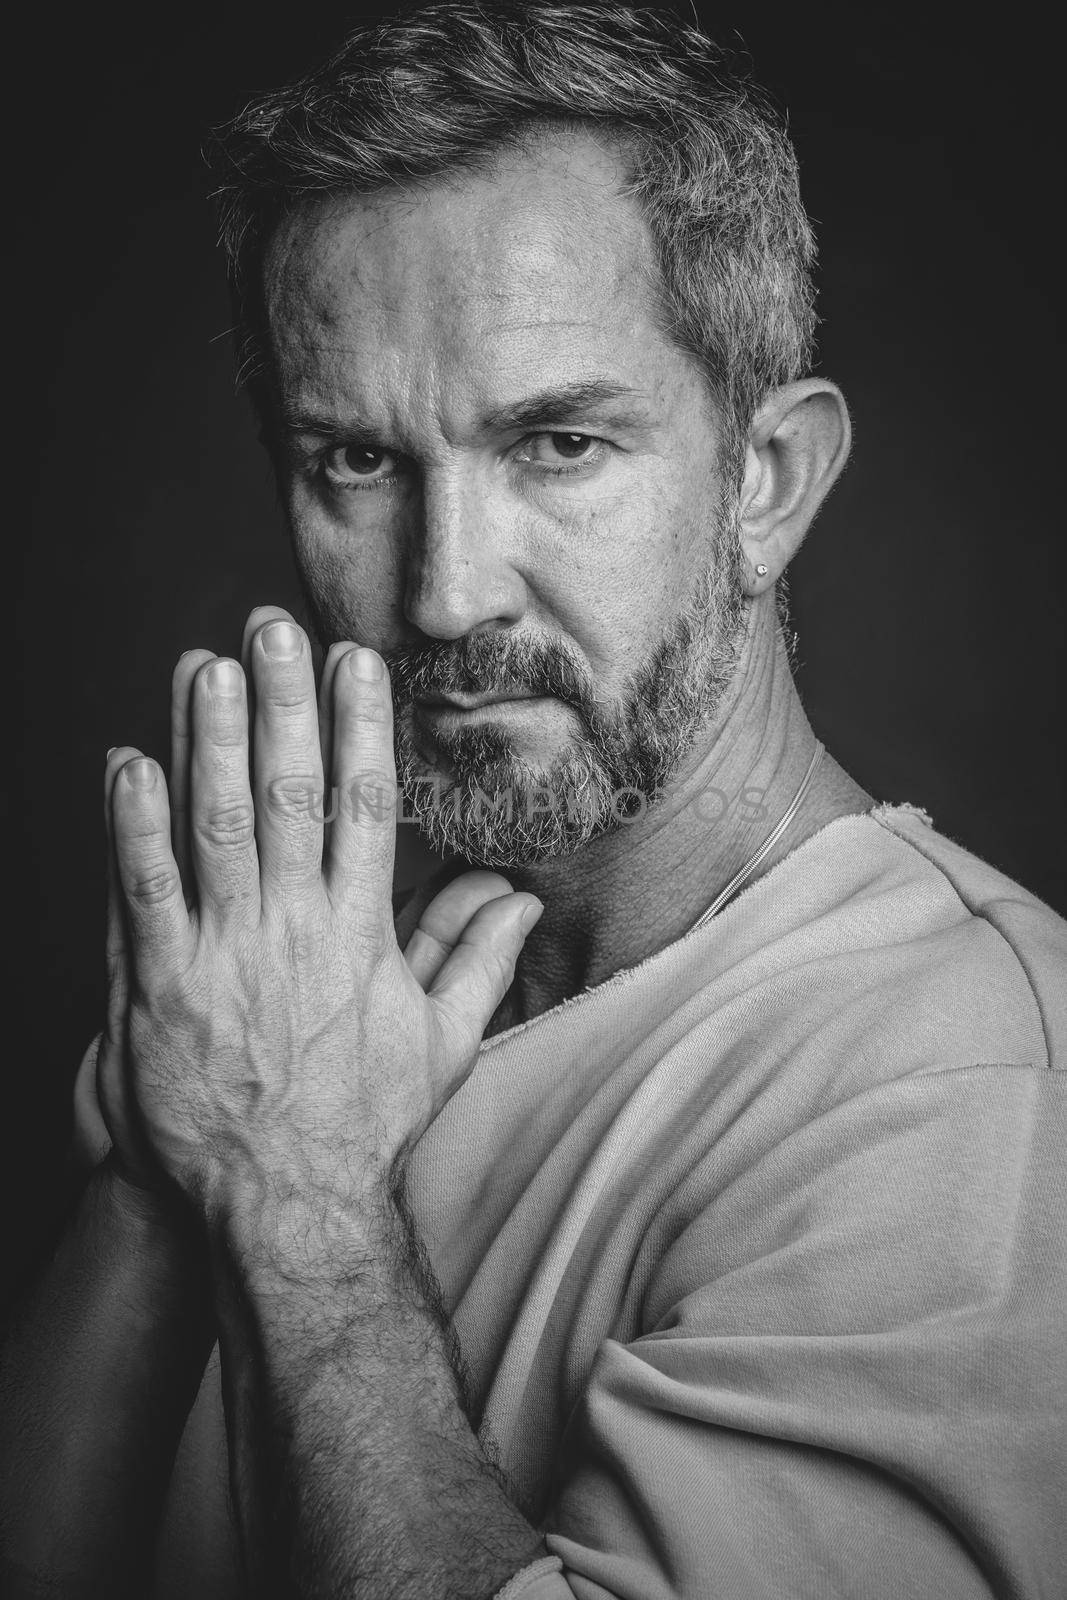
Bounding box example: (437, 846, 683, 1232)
(396, 728, 639, 870)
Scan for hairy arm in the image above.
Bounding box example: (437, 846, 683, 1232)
(212, 1167, 547, 1600)
(103, 616, 556, 1598)
(0, 1159, 214, 1599)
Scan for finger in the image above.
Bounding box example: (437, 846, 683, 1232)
(428, 893, 543, 1054)
(240, 605, 299, 785)
(104, 745, 139, 1028)
(170, 649, 217, 901)
(240, 604, 300, 682)
(111, 756, 194, 974)
(248, 619, 325, 906)
(189, 658, 262, 927)
(325, 647, 397, 940)
(403, 871, 516, 991)
(318, 639, 357, 790)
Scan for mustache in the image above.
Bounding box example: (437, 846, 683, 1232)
(384, 632, 593, 714)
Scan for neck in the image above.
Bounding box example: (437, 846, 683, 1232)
(489, 596, 872, 1032)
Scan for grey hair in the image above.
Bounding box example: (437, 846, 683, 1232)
(209, 1, 817, 459)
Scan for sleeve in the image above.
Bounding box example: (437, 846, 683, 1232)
(540, 1064, 1067, 1600)
(493, 1555, 570, 1598)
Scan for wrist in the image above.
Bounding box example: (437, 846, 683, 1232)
(94, 1153, 205, 1265)
(207, 1144, 399, 1256)
(208, 1171, 409, 1343)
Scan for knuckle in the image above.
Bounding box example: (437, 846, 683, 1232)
(344, 772, 397, 823)
(127, 861, 182, 906)
(281, 918, 325, 970)
(265, 775, 324, 824)
(263, 682, 314, 712)
(360, 898, 397, 950)
(203, 717, 247, 749)
(196, 800, 256, 849)
(355, 696, 393, 726)
(199, 696, 247, 744)
(120, 806, 167, 843)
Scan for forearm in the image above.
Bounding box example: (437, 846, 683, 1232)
(0, 1160, 215, 1598)
(212, 1174, 546, 1600)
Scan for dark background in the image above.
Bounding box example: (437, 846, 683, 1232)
(8, 3, 1064, 1287)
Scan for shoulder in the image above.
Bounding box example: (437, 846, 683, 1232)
(644, 807, 1067, 1323)
(860, 803, 1067, 1070)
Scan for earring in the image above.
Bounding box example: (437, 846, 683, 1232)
(755, 563, 769, 577)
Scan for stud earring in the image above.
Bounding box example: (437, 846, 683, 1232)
(755, 563, 769, 577)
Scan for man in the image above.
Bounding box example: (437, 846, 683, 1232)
(2, 4, 1064, 1598)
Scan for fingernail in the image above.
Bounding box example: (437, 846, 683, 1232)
(205, 659, 243, 696)
(261, 621, 303, 661)
(519, 897, 544, 932)
(106, 747, 118, 761)
(350, 646, 384, 681)
(124, 758, 157, 791)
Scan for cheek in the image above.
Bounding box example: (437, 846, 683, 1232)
(539, 479, 715, 676)
(288, 495, 401, 646)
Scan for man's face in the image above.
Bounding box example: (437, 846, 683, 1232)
(264, 129, 747, 865)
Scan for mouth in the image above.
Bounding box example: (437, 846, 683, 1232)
(414, 690, 546, 712)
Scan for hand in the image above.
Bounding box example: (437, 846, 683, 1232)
(106, 608, 542, 1226)
(95, 641, 224, 1193)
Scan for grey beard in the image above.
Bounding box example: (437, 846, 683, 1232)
(389, 522, 749, 868)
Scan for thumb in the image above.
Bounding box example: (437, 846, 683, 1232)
(428, 892, 544, 1049)
(404, 869, 517, 991)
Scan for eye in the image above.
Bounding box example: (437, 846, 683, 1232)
(321, 443, 400, 488)
(515, 432, 606, 473)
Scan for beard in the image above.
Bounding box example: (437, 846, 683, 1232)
(298, 492, 749, 869)
(381, 500, 749, 868)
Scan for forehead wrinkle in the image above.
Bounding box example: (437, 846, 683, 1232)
(491, 319, 610, 335)
(276, 309, 677, 452)
(267, 136, 657, 356)
(306, 177, 644, 327)
(271, 268, 670, 431)
(265, 130, 691, 451)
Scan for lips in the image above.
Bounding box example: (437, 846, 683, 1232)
(415, 690, 543, 711)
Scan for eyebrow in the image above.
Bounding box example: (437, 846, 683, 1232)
(279, 379, 650, 442)
(280, 406, 369, 440)
(480, 379, 649, 433)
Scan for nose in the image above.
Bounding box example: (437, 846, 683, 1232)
(402, 473, 528, 641)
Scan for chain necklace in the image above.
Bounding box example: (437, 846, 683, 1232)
(690, 740, 825, 932)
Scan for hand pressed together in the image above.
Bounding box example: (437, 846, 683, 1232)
(100, 607, 542, 1228)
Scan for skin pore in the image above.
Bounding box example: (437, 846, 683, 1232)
(263, 127, 872, 1032)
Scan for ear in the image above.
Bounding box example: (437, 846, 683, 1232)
(737, 380, 851, 594)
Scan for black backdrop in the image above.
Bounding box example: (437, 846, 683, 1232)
(8, 3, 1065, 1288)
